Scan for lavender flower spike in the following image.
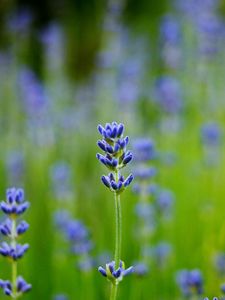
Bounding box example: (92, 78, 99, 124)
(97, 122, 134, 300)
(0, 188, 31, 298)
(97, 122, 133, 194)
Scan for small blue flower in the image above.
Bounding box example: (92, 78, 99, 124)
(56, 211, 94, 271)
(132, 138, 155, 162)
(0, 276, 31, 297)
(16, 276, 32, 294)
(155, 76, 183, 114)
(0, 219, 29, 236)
(201, 122, 221, 146)
(155, 189, 174, 216)
(98, 260, 133, 285)
(152, 242, 172, 267)
(0, 188, 29, 216)
(101, 173, 133, 194)
(133, 262, 149, 276)
(176, 269, 203, 297)
(133, 166, 156, 180)
(0, 242, 29, 260)
(160, 14, 181, 45)
(0, 280, 11, 296)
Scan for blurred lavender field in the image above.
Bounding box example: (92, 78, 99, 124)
(0, 0, 225, 299)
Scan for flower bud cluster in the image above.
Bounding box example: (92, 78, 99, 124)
(176, 269, 203, 297)
(97, 122, 133, 194)
(0, 188, 31, 297)
(98, 260, 133, 285)
(0, 188, 29, 216)
(0, 277, 31, 297)
(55, 210, 94, 272)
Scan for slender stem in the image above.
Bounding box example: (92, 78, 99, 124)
(114, 191, 122, 269)
(110, 169, 122, 300)
(110, 284, 118, 300)
(11, 218, 18, 299)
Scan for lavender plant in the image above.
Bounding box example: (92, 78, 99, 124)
(96, 122, 133, 300)
(0, 188, 31, 298)
(132, 138, 156, 276)
(132, 138, 173, 276)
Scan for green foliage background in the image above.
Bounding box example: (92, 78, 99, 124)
(0, 1, 225, 299)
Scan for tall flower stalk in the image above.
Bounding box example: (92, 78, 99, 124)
(0, 188, 31, 298)
(96, 122, 134, 300)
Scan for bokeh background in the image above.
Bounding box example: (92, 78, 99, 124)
(0, 0, 225, 299)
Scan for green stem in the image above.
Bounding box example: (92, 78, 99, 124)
(11, 218, 18, 299)
(109, 169, 122, 300)
(110, 284, 118, 300)
(114, 191, 122, 269)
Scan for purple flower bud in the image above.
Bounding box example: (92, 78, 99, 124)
(124, 136, 129, 146)
(117, 124, 124, 137)
(97, 140, 106, 152)
(105, 123, 112, 131)
(96, 153, 107, 165)
(16, 202, 30, 215)
(124, 174, 134, 187)
(123, 153, 133, 165)
(117, 181, 123, 190)
(106, 144, 114, 154)
(17, 221, 29, 235)
(17, 276, 32, 293)
(122, 266, 133, 276)
(1, 202, 12, 214)
(0, 279, 12, 296)
(114, 142, 120, 152)
(98, 266, 107, 277)
(0, 219, 12, 236)
(112, 159, 118, 167)
(97, 125, 105, 135)
(113, 268, 121, 278)
(109, 173, 115, 181)
(111, 181, 118, 190)
(111, 126, 117, 138)
(101, 176, 111, 188)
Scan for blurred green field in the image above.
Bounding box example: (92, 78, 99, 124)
(0, 1, 225, 300)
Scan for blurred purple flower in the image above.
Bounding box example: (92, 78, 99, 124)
(155, 76, 183, 114)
